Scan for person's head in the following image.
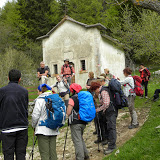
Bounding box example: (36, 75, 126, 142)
(56, 75, 61, 82)
(97, 76, 106, 86)
(37, 84, 52, 94)
(123, 67, 132, 77)
(140, 64, 145, 69)
(40, 61, 45, 68)
(9, 69, 21, 82)
(89, 72, 94, 79)
(90, 82, 101, 94)
(64, 59, 69, 65)
(104, 68, 109, 75)
(70, 83, 82, 95)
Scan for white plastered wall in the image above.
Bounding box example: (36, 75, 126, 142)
(99, 37, 125, 80)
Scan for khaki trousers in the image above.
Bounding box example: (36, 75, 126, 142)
(127, 96, 138, 125)
(37, 134, 57, 160)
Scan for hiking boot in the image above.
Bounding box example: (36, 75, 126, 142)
(104, 148, 115, 155)
(93, 131, 97, 135)
(102, 139, 108, 145)
(94, 139, 102, 144)
(128, 123, 139, 129)
(84, 155, 90, 160)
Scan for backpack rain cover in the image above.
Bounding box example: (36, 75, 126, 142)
(78, 91, 96, 122)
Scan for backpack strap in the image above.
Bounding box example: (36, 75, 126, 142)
(62, 80, 70, 90)
(63, 65, 73, 75)
(69, 65, 73, 75)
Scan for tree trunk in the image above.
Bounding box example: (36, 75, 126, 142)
(129, 0, 160, 14)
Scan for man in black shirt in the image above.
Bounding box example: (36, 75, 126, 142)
(37, 61, 50, 84)
(0, 69, 28, 160)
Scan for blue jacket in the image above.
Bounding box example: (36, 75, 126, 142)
(0, 82, 28, 131)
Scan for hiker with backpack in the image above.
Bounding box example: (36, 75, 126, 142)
(37, 61, 51, 84)
(90, 79, 118, 155)
(0, 69, 28, 160)
(139, 64, 151, 98)
(118, 67, 139, 129)
(32, 84, 60, 160)
(61, 59, 75, 85)
(67, 83, 91, 160)
(51, 75, 70, 107)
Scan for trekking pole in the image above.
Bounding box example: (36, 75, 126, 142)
(62, 125, 69, 160)
(96, 113, 103, 153)
(29, 134, 37, 160)
(145, 95, 154, 104)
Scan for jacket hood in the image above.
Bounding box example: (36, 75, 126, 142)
(34, 91, 52, 103)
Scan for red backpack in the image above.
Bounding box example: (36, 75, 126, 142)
(132, 75, 144, 96)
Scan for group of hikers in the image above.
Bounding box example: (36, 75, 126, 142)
(1, 59, 159, 160)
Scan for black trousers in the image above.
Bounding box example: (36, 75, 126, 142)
(141, 80, 148, 96)
(154, 89, 160, 99)
(2, 129, 28, 160)
(96, 111, 108, 141)
(0, 132, 2, 153)
(106, 110, 118, 149)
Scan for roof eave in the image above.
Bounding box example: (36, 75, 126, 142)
(36, 35, 49, 40)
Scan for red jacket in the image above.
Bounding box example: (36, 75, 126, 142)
(139, 68, 150, 82)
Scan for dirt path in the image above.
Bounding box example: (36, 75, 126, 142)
(24, 107, 150, 160)
(0, 108, 149, 160)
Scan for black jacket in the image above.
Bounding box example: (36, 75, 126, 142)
(0, 82, 28, 131)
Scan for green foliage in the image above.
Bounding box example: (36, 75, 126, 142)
(68, 0, 119, 27)
(17, 0, 61, 40)
(0, 0, 160, 68)
(110, 5, 160, 64)
(0, 48, 35, 87)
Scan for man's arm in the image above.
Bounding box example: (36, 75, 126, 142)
(37, 72, 41, 78)
(119, 77, 130, 86)
(32, 100, 42, 128)
(67, 98, 74, 116)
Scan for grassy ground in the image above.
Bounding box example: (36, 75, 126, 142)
(103, 70, 160, 160)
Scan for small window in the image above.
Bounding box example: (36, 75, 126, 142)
(54, 64, 58, 74)
(80, 60, 86, 70)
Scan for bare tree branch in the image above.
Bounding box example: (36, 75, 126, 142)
(129, 0, 160, 14)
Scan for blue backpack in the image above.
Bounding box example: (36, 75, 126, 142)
(78, 91, 96, 122)
(39, 94, 66, 130)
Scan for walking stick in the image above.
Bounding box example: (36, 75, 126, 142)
(96, 113, 103, 153)
(62, 125, 69, 160)
(145, 95, 154, 104)
(29, 134, 37, 160)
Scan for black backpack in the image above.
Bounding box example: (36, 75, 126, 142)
(45, 66, 51, 77)
(100, 79, 128, 110)
(109, 78, 128, 109)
